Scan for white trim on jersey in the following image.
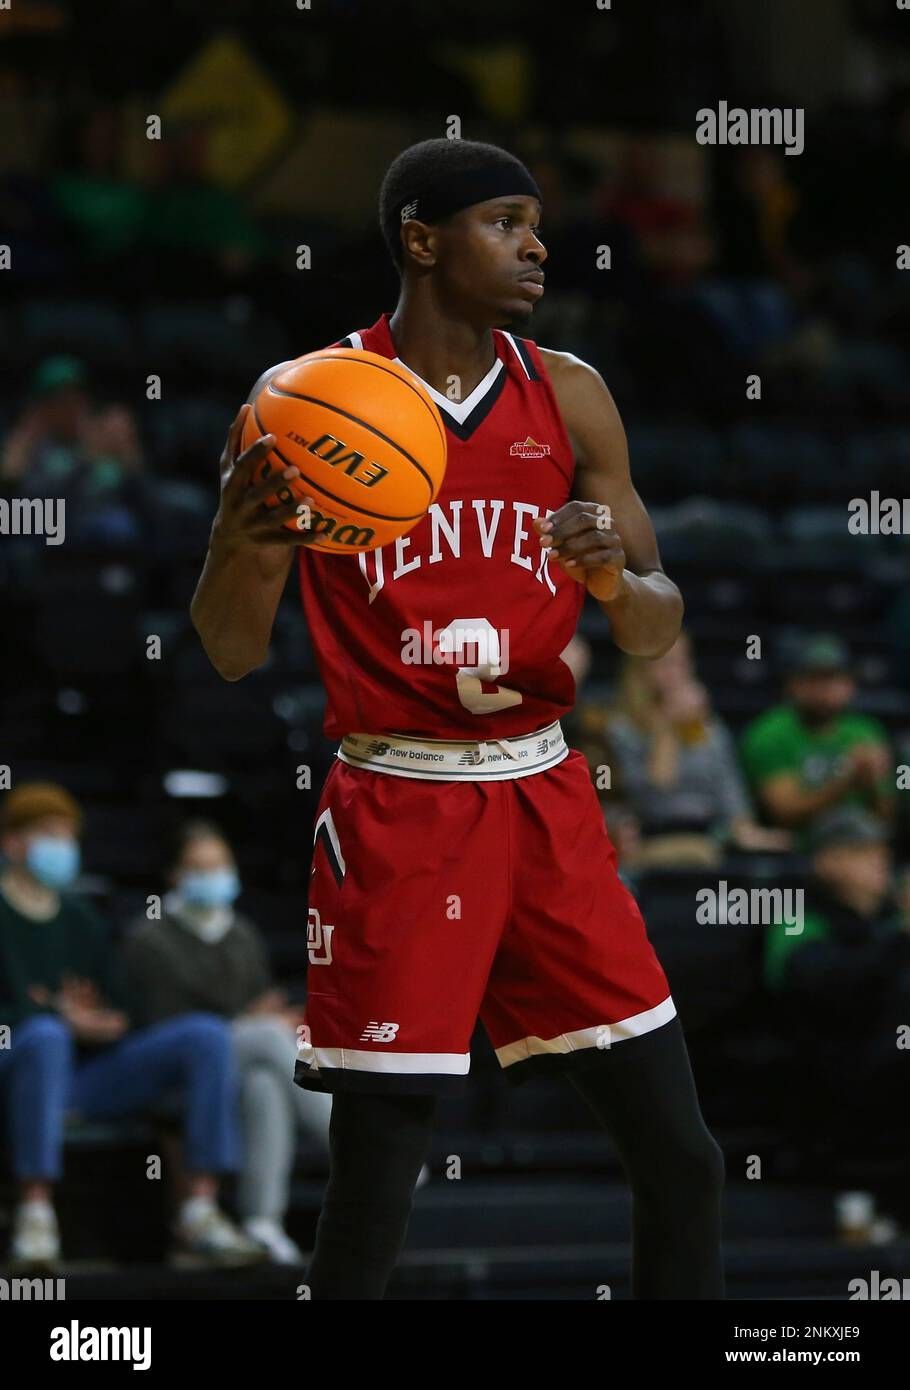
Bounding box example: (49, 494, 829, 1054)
(494, 995, 678, 1068)
(343, 330, 364, 351)
(298, 1046, 471, 1076)
(392, 353, 504, 423)
(501, 331, 532, 379)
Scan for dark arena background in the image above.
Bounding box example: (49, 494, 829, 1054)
(1, 0, 910, 1345)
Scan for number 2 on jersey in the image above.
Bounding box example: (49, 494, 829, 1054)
(438, 617, 523, 715)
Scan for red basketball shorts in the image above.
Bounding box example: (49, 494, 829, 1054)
(295, 749, 675, 1095)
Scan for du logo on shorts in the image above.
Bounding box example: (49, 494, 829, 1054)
(307, 907, 335, 965)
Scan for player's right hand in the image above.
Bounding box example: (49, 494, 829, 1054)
(212, 403, 323, 551)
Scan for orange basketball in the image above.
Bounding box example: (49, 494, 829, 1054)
(241, 348, 447, 553)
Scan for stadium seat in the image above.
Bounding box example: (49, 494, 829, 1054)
(21, 299, 135, 370)
(31, 590, 142, 680)
(626, 423, 724, 501)
(783, 505, 880, 570)
(82, 801, 171, 881)
(653, 498, 772, 567)
(143, 396, 233, 481)
(140, 302, 291, 385)
(727, 424, 836, 504)
(634, 863, 802, 1035)
(161, 678, 290, 768)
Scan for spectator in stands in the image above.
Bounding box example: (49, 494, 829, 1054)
(1, 359, 150, 546)
(1, 356, 90, 491)
(601, 138, 713, 288)
(597, 632, 790, 868)
(764, 807, 910, 1220)
(712, 147, 809, 300)
(120, 821, 332, 1265)
(142, 122, 267, 286)
(52, 104, 147, 264)
(561, 634, 642, 871)
(740, 635, 894, 845)
(0, 784, 262, 1270)
(75, 400, 150, 546)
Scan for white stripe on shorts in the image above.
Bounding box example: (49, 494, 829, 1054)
(298, 1046, 471, 1076)
(494, 995, 677, 1068)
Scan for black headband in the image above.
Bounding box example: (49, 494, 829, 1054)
(399, 163, 542, 225)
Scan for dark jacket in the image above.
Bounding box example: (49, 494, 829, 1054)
(120, 909, 273, 1028)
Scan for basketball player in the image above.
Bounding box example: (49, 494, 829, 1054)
(191, 139, 725, 1299)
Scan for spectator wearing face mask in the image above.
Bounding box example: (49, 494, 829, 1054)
(0, 784, 263, 1271)
(120, 821, 334, 1265)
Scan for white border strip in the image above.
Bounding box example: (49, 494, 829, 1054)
(393, 353, 504, 423)
(495, 996, 677, 1068)
(299, 1046, 471, 1076)
(501, 331, 532, 379)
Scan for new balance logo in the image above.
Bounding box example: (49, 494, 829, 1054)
(400, 201, 419, 222)
(458, 749, 484, 766)
(536, 738, 550, 755)
(359, 1021, 400, 1043)
(367, 740, 392, 757)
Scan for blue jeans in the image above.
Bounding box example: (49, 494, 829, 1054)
(0, 1012, 241, 1181)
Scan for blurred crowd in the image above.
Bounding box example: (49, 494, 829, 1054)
(5, 93, 910, 425)
(2, 619, 908, 1266)
(0, 786, 336, 1268)
(3, 1, 910, 1267)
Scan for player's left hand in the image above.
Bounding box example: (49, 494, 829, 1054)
(532, 501, 625, 603)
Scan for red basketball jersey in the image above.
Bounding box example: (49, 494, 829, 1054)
(296, 311, 585, 740)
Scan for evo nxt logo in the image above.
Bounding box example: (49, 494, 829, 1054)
(287, 432, 389, 489)
(259, 433, 384, 549)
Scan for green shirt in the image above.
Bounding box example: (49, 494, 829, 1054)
(764, 908, 830, 991)
(0, 886, 122, 1027)
(763, 902, 906, 1007)
(52, 175, 148, 258)
(740, 704, 892, 839)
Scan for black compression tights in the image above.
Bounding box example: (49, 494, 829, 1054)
(305, 1090, 437, 1300)
(566, 1015, 725, 1298)
(305, 1018, 724, 1300)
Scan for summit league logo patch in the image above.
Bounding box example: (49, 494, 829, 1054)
(510, 437, 551, 458)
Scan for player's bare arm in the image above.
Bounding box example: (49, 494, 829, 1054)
(190, 364, 320, 682)
(532, 350, 683, 659)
